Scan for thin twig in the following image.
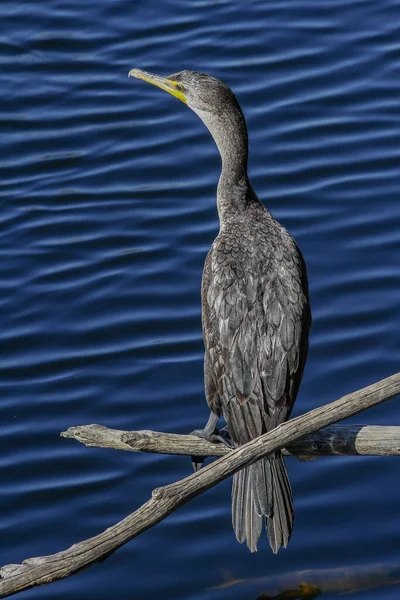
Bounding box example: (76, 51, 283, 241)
(0, 372, 399, 598)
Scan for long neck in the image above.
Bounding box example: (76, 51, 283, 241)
(191, 103, 256, 222)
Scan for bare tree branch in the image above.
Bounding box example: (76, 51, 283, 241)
(61, 423, 400, 458)
(0, 372, 399, 598)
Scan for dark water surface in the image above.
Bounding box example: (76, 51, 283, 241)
(1, 1, 400, 598)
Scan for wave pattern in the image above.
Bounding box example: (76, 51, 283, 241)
(1, 0, 400, 599)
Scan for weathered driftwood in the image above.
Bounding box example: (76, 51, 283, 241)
(0, 372, 399, 599)
(61, 423, 400, 458)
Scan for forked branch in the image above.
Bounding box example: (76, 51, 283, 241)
(0, 372, 399, 599)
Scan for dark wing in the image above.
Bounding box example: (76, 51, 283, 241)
(258, 247, 311, 429)
(202, 239, 311, 446)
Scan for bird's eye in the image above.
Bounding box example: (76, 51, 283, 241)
(175, 83, 183, 92)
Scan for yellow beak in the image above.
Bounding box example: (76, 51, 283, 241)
(128, 68, 187, 104)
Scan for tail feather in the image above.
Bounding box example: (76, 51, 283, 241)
(245, 468, 263, 547)
(232, 466, 263, 551)
(266, 454, 294, 552)
(232, 467, 247, 543)
(252, 460, 272, 517)
(232, 453, 294, 553)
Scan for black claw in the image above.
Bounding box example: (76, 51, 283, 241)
(191, 455, 205, 472)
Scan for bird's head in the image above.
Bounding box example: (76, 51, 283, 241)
(128, 68, 240, 116)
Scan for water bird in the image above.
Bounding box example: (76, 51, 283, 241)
(129, 68, 311, 553)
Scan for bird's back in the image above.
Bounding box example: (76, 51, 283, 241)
(202, 200, 311, 552)
(202, 201, 310, 435)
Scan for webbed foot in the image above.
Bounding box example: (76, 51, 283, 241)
(190, 416, 234, 471)
(190, 427, 234, 448)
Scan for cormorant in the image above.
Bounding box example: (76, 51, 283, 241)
(129, 69, 311, 553)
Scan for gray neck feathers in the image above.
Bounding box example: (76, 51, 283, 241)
(190, 103, 252, 222)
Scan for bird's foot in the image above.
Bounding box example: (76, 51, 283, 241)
(190, 427, 233, 448)
(190, 426, 234, 472)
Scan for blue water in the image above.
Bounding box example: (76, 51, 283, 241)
(1, 1, 400, 598)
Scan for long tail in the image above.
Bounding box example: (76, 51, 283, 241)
(231, 452, 294, 553)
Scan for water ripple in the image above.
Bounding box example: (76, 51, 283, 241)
(1, 0, 400, 599)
